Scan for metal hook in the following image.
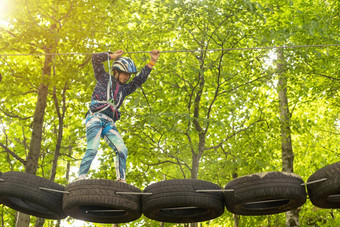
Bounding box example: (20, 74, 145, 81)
(115, 192, 153, 195)
(39, 187, 70, 194)
(301, 178, 327, 186)
(196, 189, 234, 193)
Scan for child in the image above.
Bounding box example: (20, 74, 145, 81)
(78, 49, 160, 182)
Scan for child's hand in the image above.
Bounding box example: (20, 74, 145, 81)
(109, 50, 124, 60)
(150, 50, 160, 63)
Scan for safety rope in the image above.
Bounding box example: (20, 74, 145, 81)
(88, 52, 119, 119)
(108, 52, 113, 101)
(0, 44, 338, 57)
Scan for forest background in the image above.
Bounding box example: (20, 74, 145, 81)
(0, 0, 339, 226)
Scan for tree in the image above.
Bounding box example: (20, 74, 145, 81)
(0, 0, 120, 225)
(0, 0, 338, 226)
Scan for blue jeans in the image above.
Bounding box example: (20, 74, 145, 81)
(78, 113, 128, 180)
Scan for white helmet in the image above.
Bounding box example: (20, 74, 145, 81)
(112, 57, 137, 74)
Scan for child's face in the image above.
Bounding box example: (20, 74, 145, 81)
(117, 71, 131, 84)
(114, 70, 131, 84)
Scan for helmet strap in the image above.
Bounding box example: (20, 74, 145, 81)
(117, 71, 121, 83)
(114, 69, 124, 84)
(114, 68, 130, 84)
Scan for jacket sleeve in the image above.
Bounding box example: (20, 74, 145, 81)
(124, 66, 152, 96)
(92, 52, 111, 81)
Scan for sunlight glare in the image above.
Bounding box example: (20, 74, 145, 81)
(0, 0, 9, 16)
(0, 0, 12, 27)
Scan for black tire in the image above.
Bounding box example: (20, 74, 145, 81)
(224, 171, 306, 216)
(62, 179, 142, 223)
(142, 179, 225, 223)
(0, 171, 67, 219)
(307, 161, 340, 208)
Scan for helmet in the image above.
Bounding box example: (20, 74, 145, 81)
(112, 57, 137, 74)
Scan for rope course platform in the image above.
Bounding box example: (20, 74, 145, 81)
(0, 161, 339, 224)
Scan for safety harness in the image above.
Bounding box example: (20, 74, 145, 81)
(88, 53, 121, 138)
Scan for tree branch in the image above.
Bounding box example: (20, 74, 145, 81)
(205, 119, 263, 151)
(0, 106, 33, 120)
(316, 74, 340, 81)
(218, 73, 273, 96)
(0, 26, 17, 37)
(0, 141, 26, 165)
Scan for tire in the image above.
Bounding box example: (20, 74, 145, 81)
(307, 161, 340, 208)
(224, 171, 306, 216)
(0, 171, 67, 219)
(142, 179, 225, 223)
(63, 179, 142, 223)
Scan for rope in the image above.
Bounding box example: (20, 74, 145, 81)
(0, 44, 338, 57)
(108, 52, 113, 101)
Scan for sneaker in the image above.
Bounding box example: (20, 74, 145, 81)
(77, 174, 87, 180)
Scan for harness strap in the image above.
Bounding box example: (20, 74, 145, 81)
(89, 52, 120, 119)
(87, 52, 121, 137)
(86, 112, 115, 138)
(90, 82, 120, 115)
(113, 83, 120, 119)
(101, 124, 115, 138)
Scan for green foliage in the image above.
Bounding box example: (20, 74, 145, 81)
(0, 0, 339, 226)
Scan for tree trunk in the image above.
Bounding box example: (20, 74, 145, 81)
(1, 204, 6, 227)
(34, 84, 67, 227)
(190, 152, 200, 227)
(191, 152, 202, 179)
(66, 144, 72, 181)
(286, 209, 300, 227)
(25, 53, 53, 175)
(15, 213, 30, 227)
(276, 49, 299, 226)
(34, 218, 45, 227)
(232, 173, 239, 227)
(190, 135, 204, 226)
(16, 52, 53, 227)
(49, 84, 68, 181)
(233, 214, 239, 227)
(188, 50, 206, 227)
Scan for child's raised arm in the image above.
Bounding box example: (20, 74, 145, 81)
(147, 50, 160, 69)
(109, 49, 124, 60)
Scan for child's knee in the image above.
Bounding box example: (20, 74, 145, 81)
(117, 145, 128, 158)
(84, 149, 98, 159)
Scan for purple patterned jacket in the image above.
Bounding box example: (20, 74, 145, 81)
(88, 52, 152, 121)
